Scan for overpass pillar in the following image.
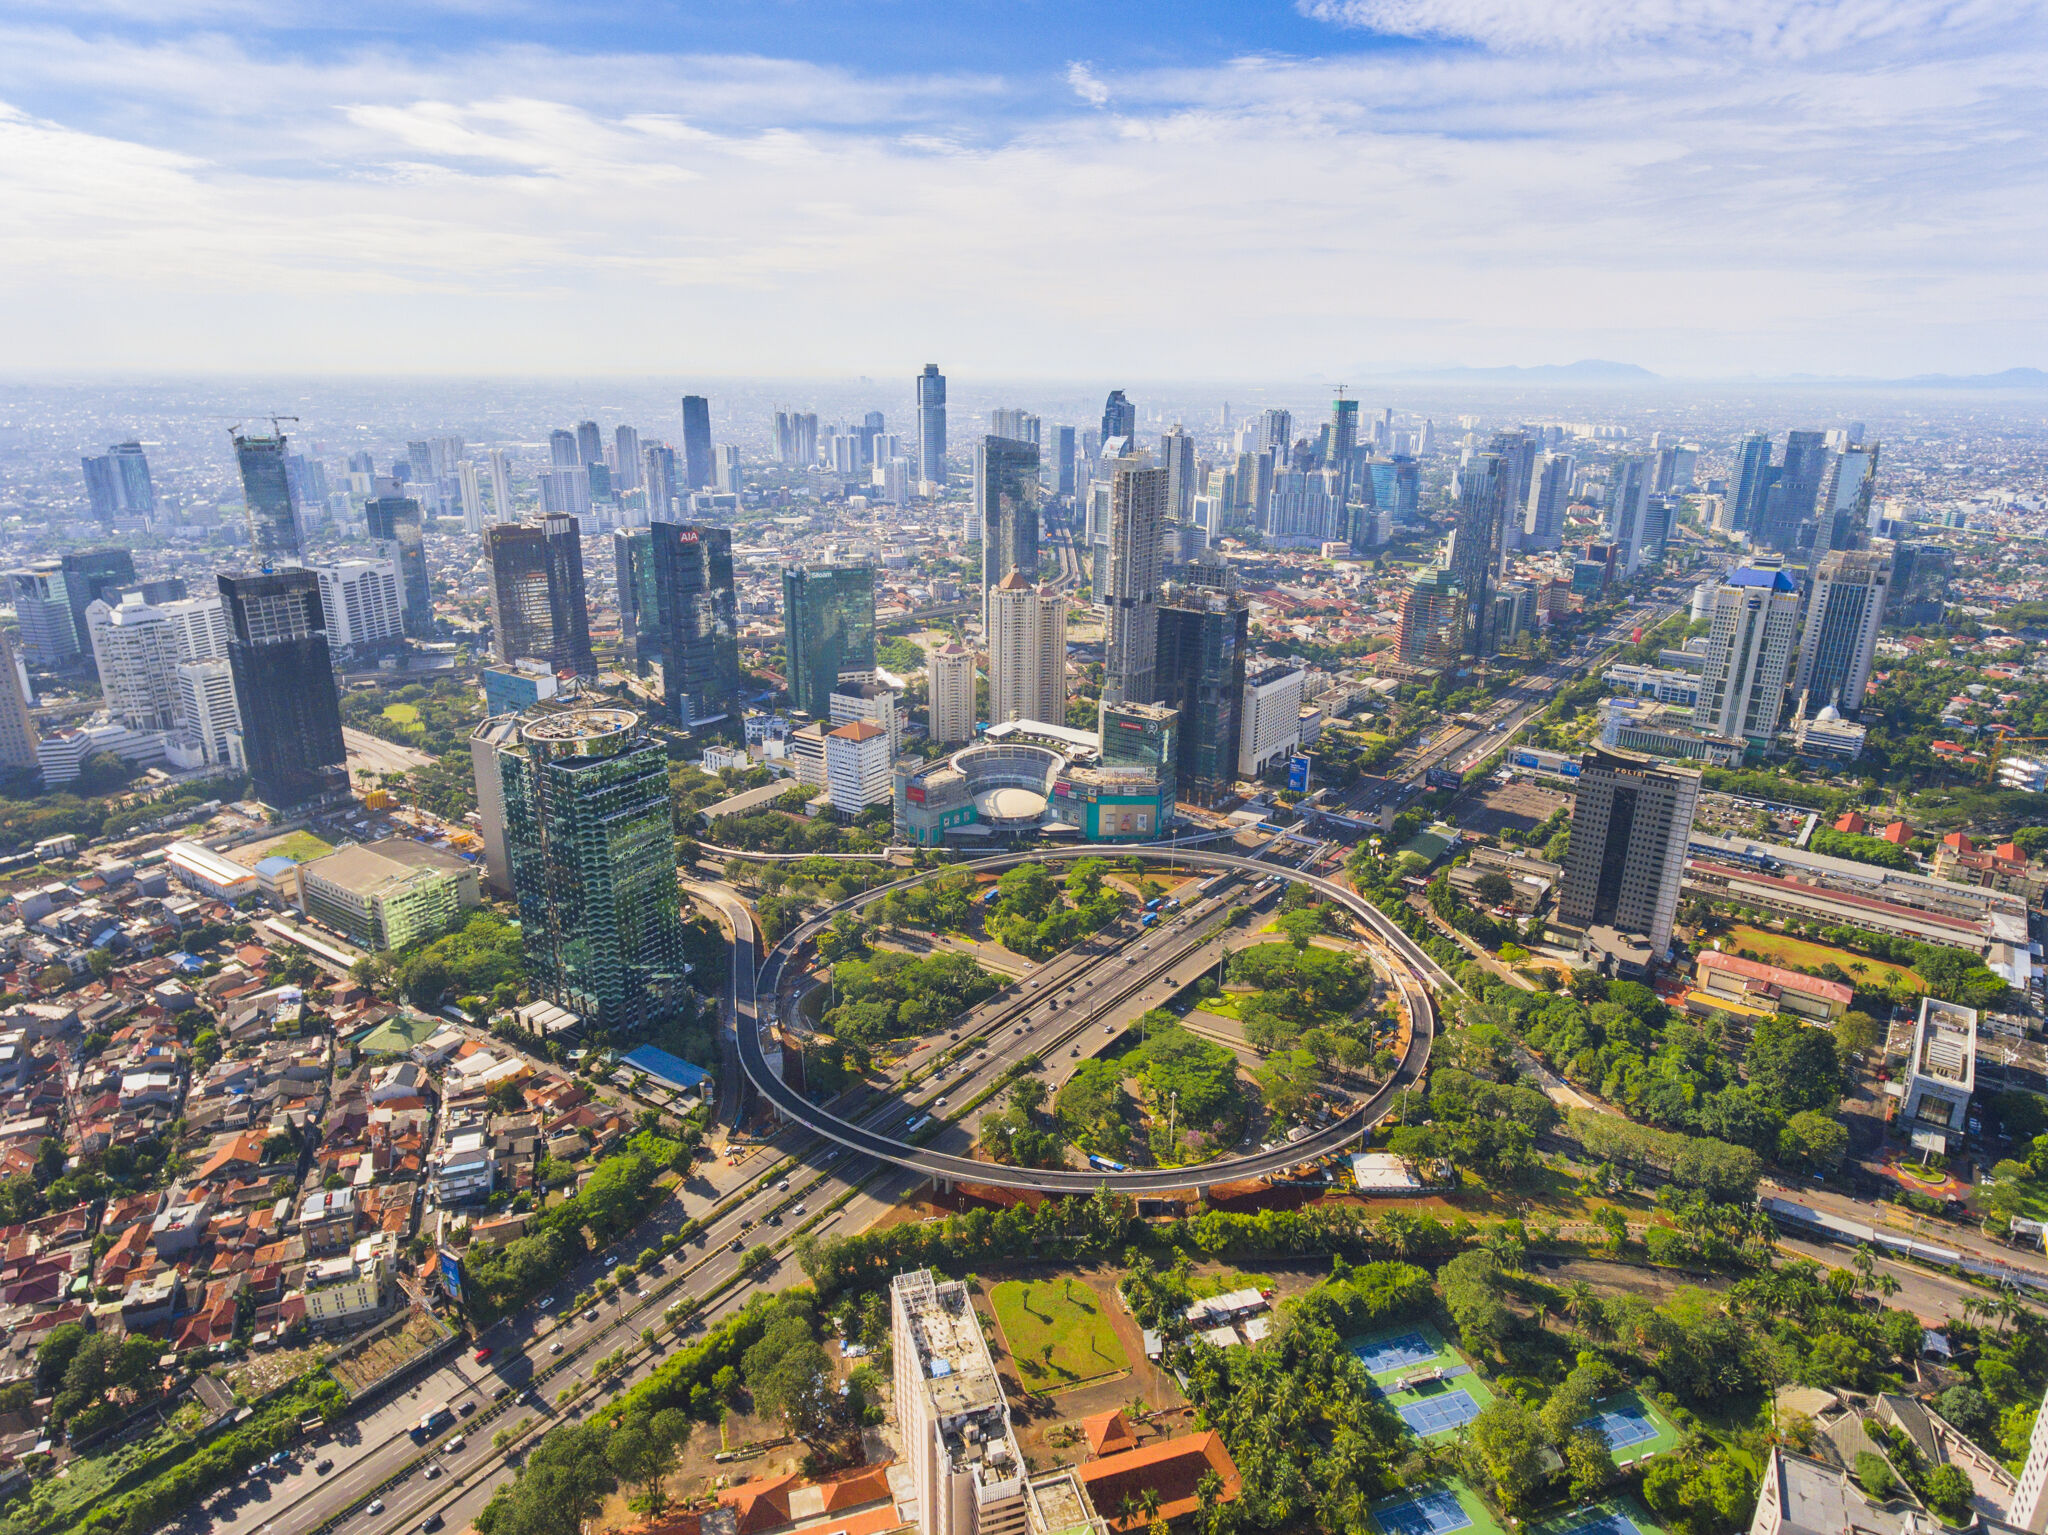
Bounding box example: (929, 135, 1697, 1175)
(1192, 1184, 1209, 1204)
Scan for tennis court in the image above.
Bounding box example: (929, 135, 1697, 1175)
(1584, 1404, 1657, 1450)
(1575, 1392, 1680, 1465)
(1355, 1329, 1440, 1375)
(1376, 1489, 1474, 1535)
(1528, 1494, 1668, 1535)
(1557, 1512, 1647, 1535)
(1398, 1389, 1482, 1437)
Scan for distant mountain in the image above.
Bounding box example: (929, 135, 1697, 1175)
(1389, 359, 1661, 383)
(1885, 367, 2048, 389)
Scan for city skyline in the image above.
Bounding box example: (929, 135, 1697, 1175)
(3, 3, 2045, 378)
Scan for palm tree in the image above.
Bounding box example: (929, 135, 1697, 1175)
(1851, 1245, 1878, 1298)
(1139, 1487, 1163, 1524)
(1562, 1280, 1601, 1336)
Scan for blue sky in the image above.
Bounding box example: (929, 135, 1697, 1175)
(1, 1, 2043, 378)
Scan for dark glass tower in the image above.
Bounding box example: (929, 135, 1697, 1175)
(680, 395, 714, 490)
(1101, 389, 1136, 443)
(1451, 453, 1510, 657)
(976, 436, 1041, 610)
(485, 523, 552, 665)
(61, 548, 137, 655)
(916, 364, 947, 483)
(652, 523, 740, 727)
(234, 429, 301, 562)
(1154, 584, 1248, 805)
(499, 707, 686, 1030)
(543, 513, 596, 679)
(781, 565, 875, 717)
(364, 496, 433, 639)
(613, 528, 660, 673)
(219, 570, 346, 807)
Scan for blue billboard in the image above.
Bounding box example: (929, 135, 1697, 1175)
(438, 1249, 465, 1303)
(1287, 756, 1311, 793)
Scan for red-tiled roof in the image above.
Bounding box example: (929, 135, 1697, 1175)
(1080, 1431, 1241, 1532)
(1082, 1409, 1138, 1457)
(720, 1472, 799, 1535)
(1696, 949, 1854, 1006)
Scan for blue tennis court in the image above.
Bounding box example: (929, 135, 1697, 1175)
(1557, 1513, 1646, 1535)
(1584, 1405, 1657, 1450)
(1354, 1330, 1439, 1374)
(1376, 1490, 1474, 1535)
(1399, 1389, 1481, 1436)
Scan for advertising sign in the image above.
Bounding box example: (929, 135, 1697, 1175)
(1287, 756, 1311, 793)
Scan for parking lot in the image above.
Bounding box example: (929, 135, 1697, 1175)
(1459, 779, 1571, 840)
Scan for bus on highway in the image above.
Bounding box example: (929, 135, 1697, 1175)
(412, 1403, 455, 1440)
(1087, 1154, 1128, 1172)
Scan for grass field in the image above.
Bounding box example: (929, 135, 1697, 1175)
(989, 1277, 1130, 1393)
(271, 830, 336, 863)
(382, 702, 422, 725)
(1717, 925, 1921, 993)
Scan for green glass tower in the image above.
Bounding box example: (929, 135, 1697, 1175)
(499, 707, 685, 1030)
(782, 564, 875, 717)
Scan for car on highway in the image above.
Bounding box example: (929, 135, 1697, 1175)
(934, 1096, 947, 1107)
(538, 1296, 557, 1310)
(493, 1384, 512, 1400)
(791, 1203, 806, 1217)
(603, 1253, 621, 1268)
(473, 1345, 492, 1362)
(425, 1463, 443, 1480)
(423, 1517, 444, 1533)
(778, 1178, 791, 1191)
(366, 1502, 385, 1517)
(584, 1306, 600, 1321)
(458, 1400, 477, 1416)
(550, 1340, 564, 1353)
(445, 1437, 466, 1453)
(732, 1236, 745, 1251)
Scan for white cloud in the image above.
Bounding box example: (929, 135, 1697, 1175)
(0, 13, 2042, 376)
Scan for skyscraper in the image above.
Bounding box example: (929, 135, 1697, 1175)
(1727, 432, 1775, 536)
(1101, 389, 1135, 444)
(0, 629, 37, 774)
(458, 461, 487, 533)
(986, 570, 1066, 728)
(613, 528, 659, 673)
(549, 429, 579, 468)
(612, 425, 642, 492)
(651, 522, 740, 728)
(1756, 430, 1829, 552)
(1488, 430, 1537, 547)
(1329, 394, 1360, 503)
(715, 444, 742, 495)
(543, 513, 595, 679)
(175, 659, 242, 770)
(487, 449, 515, 524)
(498, 707, 686, 1030)
(1606, 456, 1652, 575)
(6, 564, 79, 669)
(1099, 699, 1178, 810)
(219, 569, 346, 807)
(1818, 441, 1880, 552)
(233, 428, 301, 562)
(1101, 456, 1168, 706)
(643, 443, 679, 520)
(1154, 582, 1249, 805)
(1053, 425, 1077, 497)
(1692, 567, 1803, 744)
(81, 454, 121, 524)
(1260, 409, 1292, 453)
(916, 364, 947, 484)
(86, 595, 184, 732)
(61, 548, 138, 656)
(1159, 426, 1196, 526)
(575, 420, 604, 468)
(1792, 548, 1891, 718)
(1395, 566, 1464, 665)
(926, 639, 975, 745)
(975, 436, 1042, 613)
(1450, 453, 1510, 657)
(680, 395, 714, 489)
(1556, 746, 1700, 965)
(782, 565, 876, 717)
(364, 496, 433, 639)
(1523, 451, 1574, 550)
(484, 520, 593, 677)
(109, 443, 153, 516)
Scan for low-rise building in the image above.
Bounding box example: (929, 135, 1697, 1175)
(299, 837, 481, 952)
(302, 1232, 398, 1329)
(1694, 949, 1854, 1021)
(1902, 996, 1978, 1151)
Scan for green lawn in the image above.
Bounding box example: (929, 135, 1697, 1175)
(1718, 924, 1921, 993)
(382, 702, 422, 725)
(271, 830, 336, 863)
(989, 1277, 1130, 1393)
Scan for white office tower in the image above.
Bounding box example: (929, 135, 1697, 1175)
(612, 425, 642, 491)
(1101, 457, 1167, 706)
(928, 639, 975, 745)
(1556, 746, 1701, 965)
(1792, 548, 1891, 718)
(1159, 425, 1196, 524)
(987, 570, 1066, 727)
(86, 596, 184, 731)
(880, 456, 912, 507)
(1692, 567, 1803, 744)
(1239, 663, 1305, 777)
(1606, 456, 1652, 574)
(538, 466, 591, 519)
(487, 448, 515, 524)
(715, 444, 742, 495)
(1523, 451, 1573, 550)
(174, 659, 244, 769)
(309, 559, 405, 652)
(823, 719, 892, 813)
(830, 682, 906, 761)
(0, 629, 37, 774)
(989, 409, 1040, 444)
(159, 595, 231, 663)
(458, 461, 487, 533)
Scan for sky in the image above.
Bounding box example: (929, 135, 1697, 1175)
(2, 0, 2045, 380)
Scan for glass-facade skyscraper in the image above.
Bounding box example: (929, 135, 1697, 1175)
(499, 707, 686, 1031)
(485, 518, 593, 678)
(652, 522, 740, 727)
(365, 496, 433, 639)
(1451, 452, 1509, 657)
(975, 435, 1041, 608)
(680, 395, 714, 490)
(220, 569, 346, 807)
(782, 564, 875, 717)
(1101, 390, 1136, 444)
(916, 364, 947, 484)
(1154, 583, 1248, 805)
(614, 528, 660, 673)
(61, 548, 137, 656)
(234, 429, 301, 562)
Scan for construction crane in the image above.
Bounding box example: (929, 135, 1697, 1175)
(1980, 731, 2048, 785)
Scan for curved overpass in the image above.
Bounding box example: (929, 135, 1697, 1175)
(734, 844, 1441, 1194)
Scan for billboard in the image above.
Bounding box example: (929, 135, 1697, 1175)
(1425, 767, 1465, 793)
(1287, 756, 1311, 793)
(1513, 751, 1539, 769)
(438, 1249, 465, 1304)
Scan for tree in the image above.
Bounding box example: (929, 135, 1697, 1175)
(1439, 1249, 1513, 1352)
(1833, 1010, 1883, 1057)
(1924, 1464, 1975, 1523)
(1275, 908, 1322, 952)
(1854, 1452, 1893, 1498)
(1472, 871, 1515, 907)
(1566, 1429, 1618, 1501)
(1467, 1397, 1548, 1510)
(1778, 1110, 1850, 1174)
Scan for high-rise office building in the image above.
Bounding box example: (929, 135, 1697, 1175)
(1818, 441, 1880, 552)
(6, 564, 80, 669)
(1556, 746, 1700, 965)
(927, 639, 975, 745)
(85, 595, 183, 732)
(498, 707, 686, 1029)
(487, 448, 515, 524)
(0, 630, 37, 774)
(109, 442, 153, 515)
(975, 436, 1042, 612)
(234, 428, 301, 562)
(1100, 389, 1135, 445)
(484, 519, 593, 677)
(1099, 699, 1177, 810)
(1692, 567, 1803, 744)
(651, 522, 739, 728)
(219, 569, 346, 807)
(175, 659, 242, 769)
(782, 565, 876, 717)
(364, 496, 432, 639)
(988, 408, 1040, 445)
(1756, 430, 1828, 552)
(542, 514, 595, 679)
(1260, 408, 1292, 453)
(458, 461, 487, 533)
(643, 443, 680, 520)
(548, 429, 579, 468)
(1606, 456, 1652, 575)
(1887, 543, 1952, 627)
(81, 454, 121, 524)
(613, 528, 660, 673)
(1155, 582, 1248, 804)
(1489, 430, 1537, 546)
(159, 594, 231, 662)
(916, 364, 947, 484)
(1792, 549, 1891, 718)
(1329, 395, 1360, 501)
(680, 395, 714, 489)
(60, 548, 138, 657)
(1101, 457, 1167, 705)
(1523, 452, 1574, 550)
(308, 559, 405, 652)
(1052, 425, 1077, 497)
(1727, 432, 1775, 537)
(1450, 453, 1510, 656)
(986, 570, 1066, 728)
(574, 420, 604, 468)
(1238, 663, 1305, 780)
(606, 424, 640, 493)
(1395, 566, 1464, 666)
(1159, 426, 1196, 527)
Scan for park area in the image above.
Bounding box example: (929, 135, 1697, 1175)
(989, 1277, 1131, 1394)
(1715, 925, 1922, 994)
(1350, 1322, 1497, 1441)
